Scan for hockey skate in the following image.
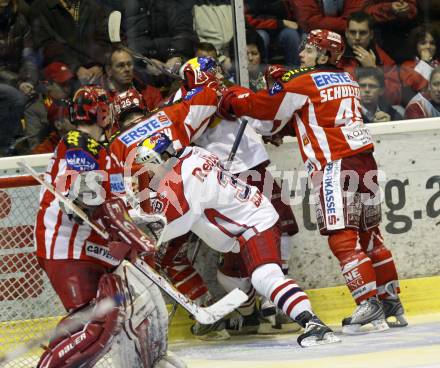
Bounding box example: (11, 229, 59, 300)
(342, 296, 389, 334)
(296, 311, 341, 347)
(382, 297, 408, 328)
(258, 300, 301, 334)
(223, 309, 262, 335)
(190, 320, 230, 341)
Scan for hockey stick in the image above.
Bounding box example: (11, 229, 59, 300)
(17, 161, 109, 239)
(224, 117, 249, 171)
(108, 11, 181, 80)
(0, 297, 117, 365)
(134, 258, 247, 325)
(18, 161, 247, 324)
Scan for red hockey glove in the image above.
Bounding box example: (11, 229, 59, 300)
(264, 64, 288, 90)
(217, 85, 250, 121)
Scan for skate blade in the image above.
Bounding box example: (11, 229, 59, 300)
(194, 329, 231, 341)
(257, 322, 302, 335)
(299, 332, 341, 347)
(386, 314, 408, 328)
(342, 319, 390, 335)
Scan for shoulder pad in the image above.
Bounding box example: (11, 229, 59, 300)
(183, 87, 203, 101)
(281, 66, 316, 83)
(63, 130, 103, 158)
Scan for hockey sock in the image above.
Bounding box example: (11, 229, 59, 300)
(360, 228, 400, 299)
(251, 263, 311, 320)
(329, 230, 377, 304)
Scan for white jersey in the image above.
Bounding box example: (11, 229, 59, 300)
(194, 117, 269, 174)
(150, 147, 279, 252)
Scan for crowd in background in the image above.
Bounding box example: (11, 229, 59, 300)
(1, 0, 440, 157)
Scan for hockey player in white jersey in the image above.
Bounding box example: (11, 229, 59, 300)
(179, 57, 300, 335)
(133, 132, 340, 347)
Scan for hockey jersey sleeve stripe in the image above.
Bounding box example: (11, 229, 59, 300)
(49, 210, 63, 259)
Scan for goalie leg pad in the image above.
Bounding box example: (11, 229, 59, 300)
(37, 273, 124, 368)
(328, 230, 377, 304)
(113, 260, 169, 368)
(359, 227, 400, 298)
(239, 226, 282, 275)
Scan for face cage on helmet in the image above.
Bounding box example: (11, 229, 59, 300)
(299, 38, 327, 57)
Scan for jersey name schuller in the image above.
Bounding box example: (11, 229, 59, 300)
(312, 72, 360, 103)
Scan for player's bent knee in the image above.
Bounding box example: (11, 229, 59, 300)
(251, 263, 284, 297)
(240, 226, 281, 275)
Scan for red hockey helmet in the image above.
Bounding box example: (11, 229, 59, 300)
(179, 56, 220, 90)
(71, 85, 112, 128)
(305, 29, 345, 64)
(113, 88, 146, 121)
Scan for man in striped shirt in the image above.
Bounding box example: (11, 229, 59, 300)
(219, 29, 407, 333)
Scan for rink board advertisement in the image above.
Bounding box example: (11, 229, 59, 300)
(265, 123, 440, 288)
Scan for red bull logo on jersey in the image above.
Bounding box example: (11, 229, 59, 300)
(119, 111, 172, 146)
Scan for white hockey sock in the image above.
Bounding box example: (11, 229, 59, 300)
(217, 270, 255, 316)
(251, 263, 312, 320)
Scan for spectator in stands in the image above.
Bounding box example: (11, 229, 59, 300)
(24, 62, 74, 151)
(0, 0, 38, 96)
(364, 0, 418, 63)
(400, 25, 440, 105)
(0, 83, 26, 156)
(111, 0, 197, 70)
(245, 30, 266, 91)
(292, 0, 365, 34)
(195, 42, 218, 59)
(104, 47, 162, 112)
(192, 0, 233, 56)
(225, 30, 266, 91)
(244, 0, 301, 66)
(338, 11, 402, 105)
(30, 0, 112, 85)
(32, 103, 73, 154)
(356, 67, 403, 123)
(405, 67, 440, 119)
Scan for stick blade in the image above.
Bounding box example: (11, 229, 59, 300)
(193, 288, 248, 325)
(108, 10, 122, 43)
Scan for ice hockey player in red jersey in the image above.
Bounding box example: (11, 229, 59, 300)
(35, 85, 185, 368)
(134, 131, 341, 347)
(218, 29, 407, 333)
(109, 84, 227, 340)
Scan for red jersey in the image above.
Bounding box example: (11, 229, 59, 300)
(35, 130, 125, 267)
(230, 65, 374, 174)
(109, 86, 218, 166)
